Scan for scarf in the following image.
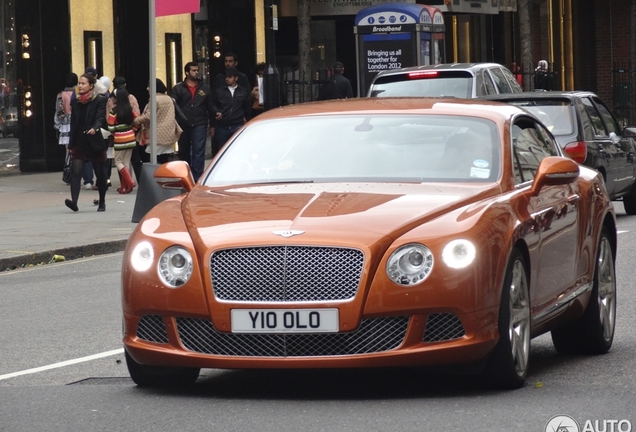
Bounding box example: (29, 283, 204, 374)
(76, 88, 96, 104)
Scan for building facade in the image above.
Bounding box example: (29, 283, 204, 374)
(2, 0, 633, 174)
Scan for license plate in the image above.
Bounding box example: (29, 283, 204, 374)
(231, 309, 339, 333)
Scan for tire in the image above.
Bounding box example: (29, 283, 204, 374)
(125, 350, 200, 387)
(551, 227, 616, 355)
(484, 249, 531, 389)
(623, 181, 636, 215)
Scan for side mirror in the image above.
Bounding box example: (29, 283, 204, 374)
(623, 126, 636, 137)
(530, 156, 579, 196)
(154, 161, 195, 192)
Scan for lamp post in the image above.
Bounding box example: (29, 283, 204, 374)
(263, 0, 280, 111)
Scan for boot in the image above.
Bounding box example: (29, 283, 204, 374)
(118, 167, 135, 194)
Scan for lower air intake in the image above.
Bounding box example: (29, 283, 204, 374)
(136, 315, 169, 344)
(176, 316, 409, 357)
(423, 313, 465, 342)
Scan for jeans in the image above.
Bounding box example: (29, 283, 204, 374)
(214, 124, 242, 155)
(83, 161, 94, 185)
(178, 125, 208, 182)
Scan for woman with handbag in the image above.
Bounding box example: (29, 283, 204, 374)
(133, 79, 181, 164)
(108, 88, 138, 194)
(65, 73, 108, 212)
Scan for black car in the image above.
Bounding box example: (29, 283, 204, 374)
(367, 63, 523, 98)
(483, 91, 636, 214)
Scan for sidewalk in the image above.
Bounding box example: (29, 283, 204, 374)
(0, 169, 137, 271)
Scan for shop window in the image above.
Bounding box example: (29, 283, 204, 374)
(165, 33, 183, 90)
(83, 31, 103, 74)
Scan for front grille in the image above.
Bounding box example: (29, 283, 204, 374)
(422, 313, 465, 342)
(176, 316, 409, 357)
(210, 246, 364, 302)
(136, 315, 169, 343)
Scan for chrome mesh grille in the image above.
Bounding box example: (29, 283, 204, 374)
(136, 315, 169, 344)
(176, 316, 409, 357)
(422, 313, 465, 343)
(210, 246, 364, 302)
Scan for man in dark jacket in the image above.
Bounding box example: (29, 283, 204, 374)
(211, 67, 251, 155)
(171, 62, 218, 181)
(318, 61, 354, 100)
(211, 52, 251, 92)
(332, 61, 354, 99)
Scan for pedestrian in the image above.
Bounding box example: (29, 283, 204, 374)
(211, 52, 250, 92)
(98, 76, 114, 188)
(64, 73, 108, 212)
(251, 62, 266, 117)
(332, 61, 354, 99)
(80, 66, 107, 190)
(212, 66, 251, 154)
(108, 75, 142, 184)
(53, 72, 77, 150)
(318, 61, 354, 100)
(534, 60, 555, 91)
(107, 88, 138, 194)
(133, 78, 181, 164)
(171, 61, 218, 181)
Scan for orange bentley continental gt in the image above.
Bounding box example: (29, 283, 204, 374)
(122, 98, 617, 389)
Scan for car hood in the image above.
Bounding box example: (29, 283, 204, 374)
(180, 182, 498, 248)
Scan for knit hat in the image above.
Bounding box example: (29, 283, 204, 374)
(99, 76, 111, 91)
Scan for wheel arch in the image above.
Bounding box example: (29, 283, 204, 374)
(602, 213, 617, 262)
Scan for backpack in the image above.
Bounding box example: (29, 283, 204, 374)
(53, 91, 66, 131)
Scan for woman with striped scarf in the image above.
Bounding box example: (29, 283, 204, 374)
(107, 88, 137, 194)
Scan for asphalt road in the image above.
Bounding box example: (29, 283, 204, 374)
(1, 207, 635, 432)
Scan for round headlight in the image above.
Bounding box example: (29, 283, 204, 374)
(131, 241, 154, 272)
(442, 239, 476, 269)
(386, 244, 433, 286)
(158, 246, 193, 288)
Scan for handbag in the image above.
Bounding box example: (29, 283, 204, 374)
(62, 152, 72, 184)
(89, 136, 109, 153)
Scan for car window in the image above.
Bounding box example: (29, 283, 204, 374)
(501, 68, 523, 92)
(477, 70, 497, 96)
(580, 97, 608, 137)
(207, 114, 501, 185)
(592, 97, 620, 134)
(508, 100, 575, 135)
(488, 67, 513, 94)
(369, 71, 473, 98)
(512, 118, 559, 184)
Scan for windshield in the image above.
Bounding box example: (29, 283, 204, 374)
(507, 100, 574, 136)
(204, 115, 501, 186)
(369, 71, 473, 98)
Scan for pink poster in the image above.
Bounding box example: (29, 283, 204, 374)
(155, 0, 200, 17)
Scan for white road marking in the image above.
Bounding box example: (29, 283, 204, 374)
(618, 230, 628, 234)
(0, 348, 124, 381)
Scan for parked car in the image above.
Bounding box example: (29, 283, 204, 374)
(483, 91, 636, 213)
(367, 62, 523, 98)
(122, 98, 616, 390)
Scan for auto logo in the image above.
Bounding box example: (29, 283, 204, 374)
(273, 230, 305, 238)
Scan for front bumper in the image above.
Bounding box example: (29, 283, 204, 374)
(123, 309, 498, 370)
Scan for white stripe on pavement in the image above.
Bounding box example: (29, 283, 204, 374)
(0, 348, 124, 381)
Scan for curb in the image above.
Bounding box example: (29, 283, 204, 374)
(0, 240, 128, 272)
